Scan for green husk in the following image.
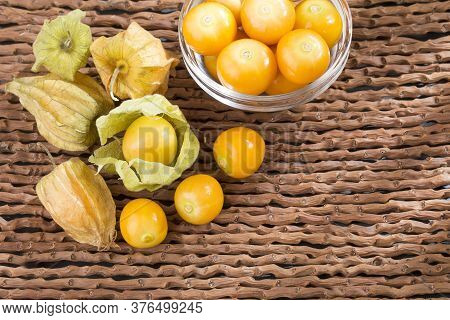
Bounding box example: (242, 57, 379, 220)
(32, 9, 92, 81)
(89, 94, 200, 192)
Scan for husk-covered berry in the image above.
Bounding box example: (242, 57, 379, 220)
(31, 9, 92, 81)
(5, 72, 114, 151)
(90, 22, 178, 101)
(36, 158, 117, 250)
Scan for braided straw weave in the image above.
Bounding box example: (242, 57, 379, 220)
(0, 0, 449, 299)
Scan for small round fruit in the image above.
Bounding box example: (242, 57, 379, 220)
(241, 0, 295, 45)
(175, 174, 224, 225)
(207, 0, 242, 25)
(182, 2, 237, 55)
(266, 72, 304, 95)
(217, 39, 277, 95)
(204, 29, 247, 81)
(277, 29, 330, 85)
(204, 55, 219, 80)
(213, 127, 265, 179)
(295, 0, 342, 48)
(122, 116, 178, 165)
(120, 199, 168, 249)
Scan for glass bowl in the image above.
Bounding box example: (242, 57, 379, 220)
(178, 0, 352, 112)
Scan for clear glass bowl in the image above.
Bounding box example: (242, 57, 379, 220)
(178, 0, 352, 112)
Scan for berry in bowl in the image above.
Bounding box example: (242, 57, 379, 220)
(179, 0, 352, 112)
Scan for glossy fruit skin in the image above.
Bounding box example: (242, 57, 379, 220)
(120, 199, 168, 249)
(174, 174, 224, 225)
(266, 45, 303, 95)
(295, 0, 343, 48)
(277, 29, 330, 85)
(266, 72, 304, 95)
(183, 2, 237, 55)
(203, 29, 246, 82)
(217, 39, 277, 95)
(207, 0, 242, 25)
(213, 127, 265, 179)
(241, 0, 295, 45)
(204, 55, 219, 80)
(122, 115, 178, 165)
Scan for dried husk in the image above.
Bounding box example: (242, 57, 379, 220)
(5, 72, 114, 151)
(32, 9, 92, 81)
(89, 94, 200, 192)
(36, 158, 116, 250)
(90, 22, 179, 101)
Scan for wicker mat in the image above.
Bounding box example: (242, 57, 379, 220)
(0, 0, 449, 299)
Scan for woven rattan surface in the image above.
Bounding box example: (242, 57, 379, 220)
(0, 0, 449, 299)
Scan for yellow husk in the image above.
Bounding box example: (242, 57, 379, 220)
(36, 158, 117, 250)
(5, 72, 114, 151)
(90, 22, 179, 101)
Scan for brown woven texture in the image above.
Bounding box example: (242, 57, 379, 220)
(0, 0, 449, 300)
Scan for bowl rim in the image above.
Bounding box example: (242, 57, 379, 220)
(178, 0, 353, 112)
